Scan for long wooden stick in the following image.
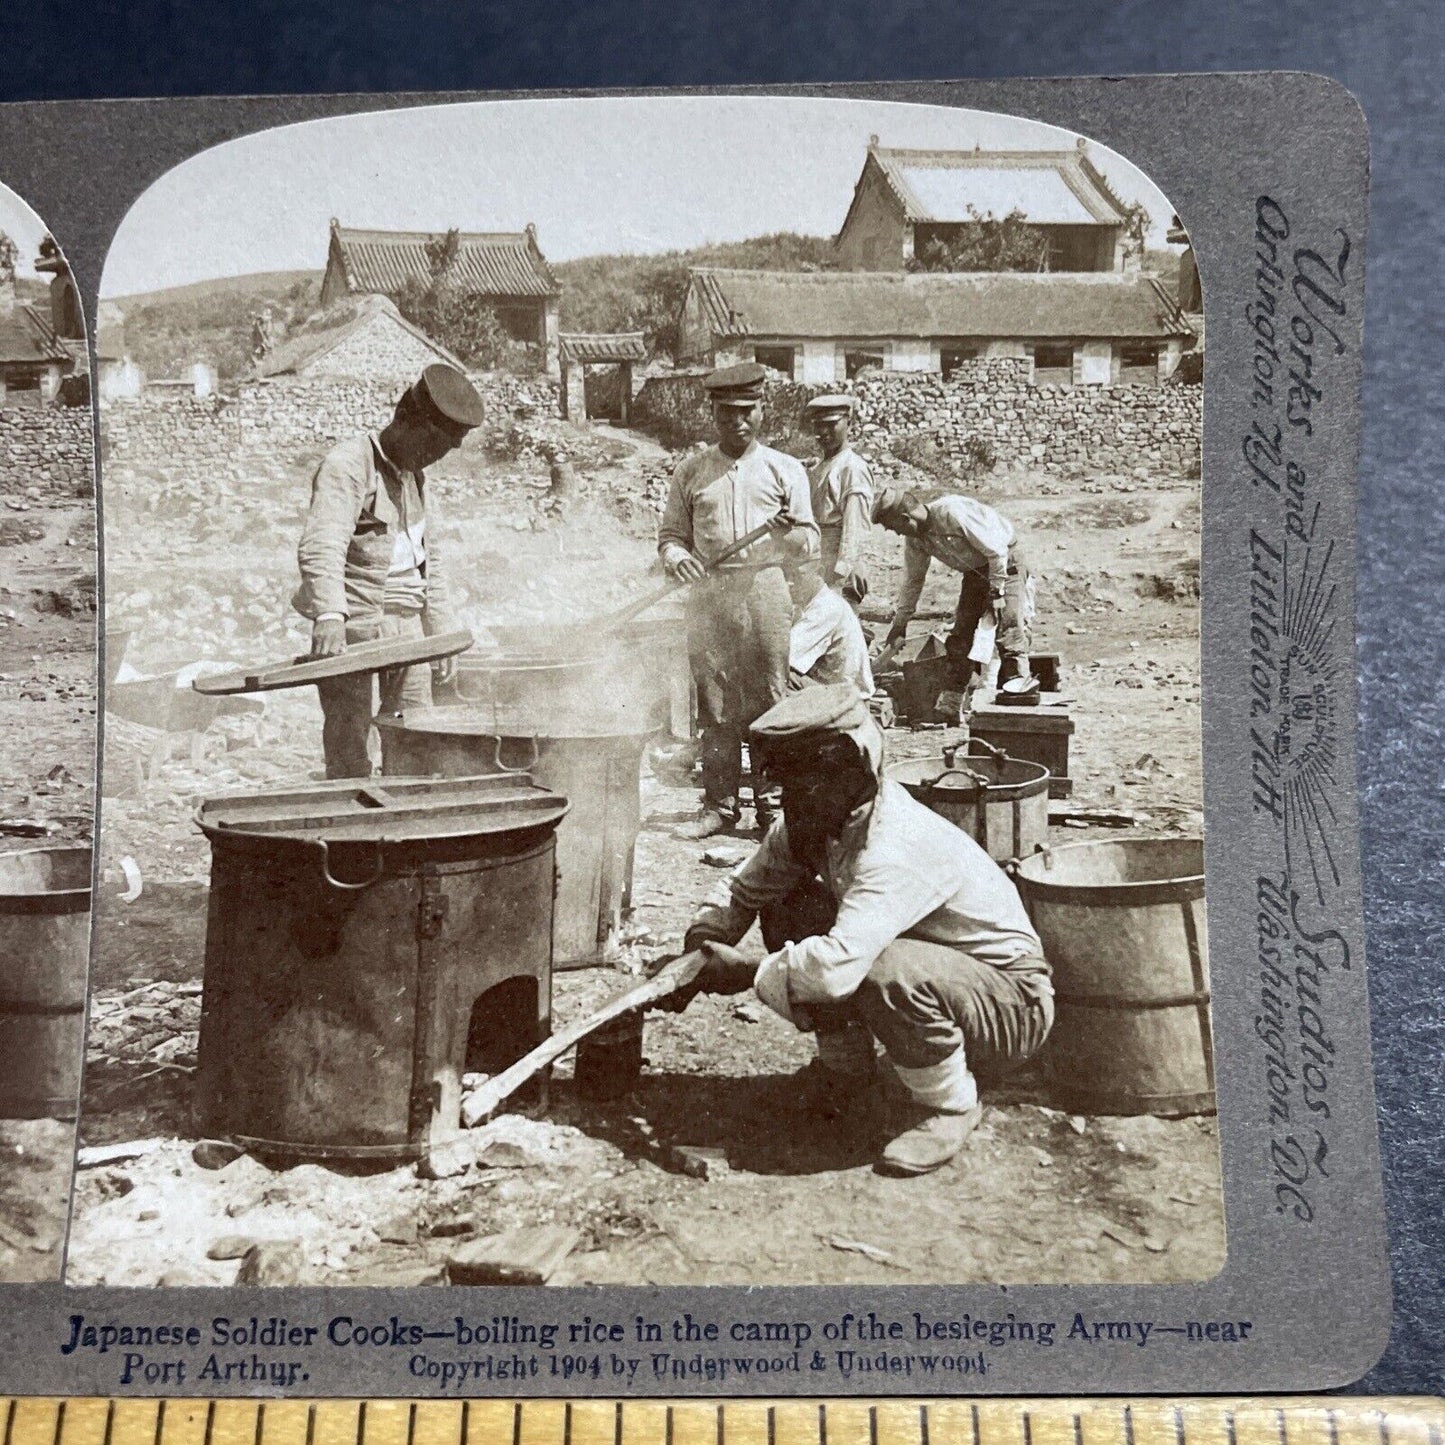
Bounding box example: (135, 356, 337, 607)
(460, 950, 708, 1127)
(592, 521, 783, 635)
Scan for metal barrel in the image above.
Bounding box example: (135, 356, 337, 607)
(0, 846, 92, 1118)
(193, 776, 567, 1165)
(1013, 837, 1212, 1118)
(379, 689, 660, 970)
(885, 750, 1051, 864)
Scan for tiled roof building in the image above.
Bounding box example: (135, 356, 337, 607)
(837, 137, 1137, 274)
(677, 267, 1192, 387)
(320, 220, 561, 377)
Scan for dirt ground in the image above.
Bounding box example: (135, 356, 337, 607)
(68, 420, 1221, 1288)
(0, 478, 97, 1281)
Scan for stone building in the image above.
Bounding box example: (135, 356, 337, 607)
(320, 219, 562, 379)
(558, 332, 648, 423)
(0, 257, 74, 404)
(676, 266, 1193, 386)
(835, 136, 1137, 273)
(253, 294, 466, 382)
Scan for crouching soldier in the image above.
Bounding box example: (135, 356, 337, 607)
(673, 684, 1054, 1176)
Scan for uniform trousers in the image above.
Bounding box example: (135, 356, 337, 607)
(315, 612, 433, 780)
(759, 878, 1053, 1074)
(686, 567, 792, 815)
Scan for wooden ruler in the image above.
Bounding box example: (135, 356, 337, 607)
(1, 1398, 1441, 1445)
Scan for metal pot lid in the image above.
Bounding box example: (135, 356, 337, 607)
(196, 772, 569, 843)
(379, 701, 663, 740)
(191, 628, 475, 696)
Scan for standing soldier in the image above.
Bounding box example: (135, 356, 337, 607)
(874, 485, 1037, 722)
(804, 394, 873, 607)
(658, 362, 819, 838)
(293, 363, 486, 779)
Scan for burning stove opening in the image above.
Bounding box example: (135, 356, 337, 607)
(465, 976, 544, 1077)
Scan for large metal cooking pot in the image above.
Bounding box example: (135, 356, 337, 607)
(885, 745, 1051, 863)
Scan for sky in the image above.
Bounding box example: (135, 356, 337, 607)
(0, 179, 49, 277)
(101, 94, 1182, 299)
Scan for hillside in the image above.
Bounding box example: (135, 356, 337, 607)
(103, 233, 1179, 382)
(108, 270, 323, 381)
(103, 237, 835, 380)
(552, 232, 836, 355)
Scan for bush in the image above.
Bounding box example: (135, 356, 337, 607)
(888, 431, 995, 483)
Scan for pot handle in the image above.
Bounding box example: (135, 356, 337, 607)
(451, 673, 488, 705)
(933, 766, 993, 790)
(493, 733, 540, 774)
(1004, 842, 1051, 878)
(314, 838, 386, 891)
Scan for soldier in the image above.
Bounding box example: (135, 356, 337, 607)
(672, 685, 1054, 1176)
(293, 363, 486, 778)
(657, 362, 819, 838)
(875, 485, 1037, 721)
(804, 393, 873, 607)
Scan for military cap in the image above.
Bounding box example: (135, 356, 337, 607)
(750, 683, 869, 742)
(871, 484, 911, 525)
(414, 363, 486, 429)
(703, 361, 767, 402)
(803, 393, 856, 415)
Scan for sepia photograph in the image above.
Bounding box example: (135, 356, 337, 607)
(68, 94, 1217, 1290)
(0, 177, 97, 1279)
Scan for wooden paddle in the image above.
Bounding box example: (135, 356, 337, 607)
(459, 949, 709, 1127)
(591, 519, 792, 636)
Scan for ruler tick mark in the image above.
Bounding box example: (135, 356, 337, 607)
(154, 1400, 166, 1445)
(254, 1403, 265, 1445)
(303, 1406, 315, 1445)
(57, 1403, 70, 1445)
(512, 1402, 523, 1445)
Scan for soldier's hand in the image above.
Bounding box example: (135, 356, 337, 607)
(839, 570, 869, 605)
(885, 622, 908, 649)
(696, 940, 757, 995)
(671, 554, 708, 584)
(311, 618, 347, 659)
(767, 507, 795, 532)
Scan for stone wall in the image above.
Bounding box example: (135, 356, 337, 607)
(0, 403, 95, 497)
(634, 358, 1202, 475)
(102, 373, 562, 480)
(852, 359, 1202, 475)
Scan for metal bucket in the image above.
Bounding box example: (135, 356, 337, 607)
(1013, 837, 1212, 1118)
(193, 774, 568, 1165)
(0, 845, 92, 1118)
(379, 703, 655, 969)
(885, 747, 1050, 863)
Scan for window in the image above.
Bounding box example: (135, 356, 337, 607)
(843, 348, 886, 379)
(941, 346, 982, 378)
(1032, 342, 1074, 387)
(753, 345, 795, 378)
(1118, 340, 1161, 385)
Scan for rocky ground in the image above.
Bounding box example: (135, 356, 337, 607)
(68, 418, 1219, 1288)
(0, 472, 97, 1281)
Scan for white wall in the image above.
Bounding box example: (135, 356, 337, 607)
(798, 341, 838, 386)
(1079, 340, 1112, 386)
(889, 340, 934, 372)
